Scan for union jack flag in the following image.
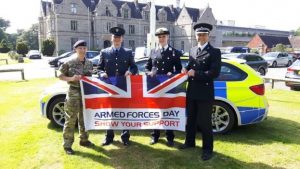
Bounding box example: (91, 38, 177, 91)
(80, 74, 188, 131)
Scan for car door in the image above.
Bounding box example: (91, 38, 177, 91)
(281, 53, 289, 65)
(277, 53, 284, 66)
(244, 55, 258, 71)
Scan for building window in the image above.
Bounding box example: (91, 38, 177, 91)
(181, 41, 184, 51)
(105, 6, 112, 16)
(71, 38, 78, 50)
(71, 20, 77, 31)
(117, 24, 124, 29)
(143, 11, 149, 20)
(144, 26, 149, 35)
(123, 9, 129, 19)
(129, 25, 135, 35)
(106, 22, 113, 32)
(129, 40, 135, 50)
(159, 12, 166, 22)
(71, 3, 77, 14)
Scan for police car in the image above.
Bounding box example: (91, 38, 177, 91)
(40, 57, 268, 134)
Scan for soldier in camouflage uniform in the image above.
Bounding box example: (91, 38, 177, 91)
(58, 40, 94, 155)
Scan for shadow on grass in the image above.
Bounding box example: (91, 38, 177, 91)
(47, 114, 300, 146)
(215, 116, 300, 145)
(71, 140, 285, 169)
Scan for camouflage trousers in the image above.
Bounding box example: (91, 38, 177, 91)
(63, 97, 89, 148)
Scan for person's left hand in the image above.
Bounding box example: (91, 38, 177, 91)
(187, 69, 195, 77)
(125, 71, 132, 76)
(167, 72, 172, 76)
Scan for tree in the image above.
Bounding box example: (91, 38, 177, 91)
(16, 41, 29, 57)
(17, 24, 39, 50)
(0, 29, 6, 42)
(41, 39, 55, 56)
(0, 17, 10, 31)
(6, 33, 18, 50)
(295, 27, 300, 36)
(0, 39, 11, 53)
(272, 44, 287, 52)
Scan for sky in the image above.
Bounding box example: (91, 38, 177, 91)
(0, 0, 299, 33)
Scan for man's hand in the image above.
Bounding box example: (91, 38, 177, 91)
(167, 72, 172, 76)
(146, 71, 155, 77)
(125, 71, 132, 76)
(100, 73, 108, 78)
(181, 68, 188, 74)
(187, 69, 195, 77)
(72, 75, 82, 81)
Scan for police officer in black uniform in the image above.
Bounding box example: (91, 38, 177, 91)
(145, 27, 182, 147)
(97, 27, 138, 146)
(179, 23, 221, 161)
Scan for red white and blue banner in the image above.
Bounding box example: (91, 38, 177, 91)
(80, 74, 188, 131)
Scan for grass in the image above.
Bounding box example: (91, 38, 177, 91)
(0, 78, 300, 169)
(0, 53, 31, 65)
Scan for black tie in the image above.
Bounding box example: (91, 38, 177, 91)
(197, 47, 201, 55)
(115, 49, 119, 56)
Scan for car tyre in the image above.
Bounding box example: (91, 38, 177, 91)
(48, 96, 66, 127)
(212, 101, 235, 134)
(287, 60, 292, 67)
(272, 61, 277, 68)
(258, 67, 266, 76)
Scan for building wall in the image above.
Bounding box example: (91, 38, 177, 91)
(39, 0, 292, 56)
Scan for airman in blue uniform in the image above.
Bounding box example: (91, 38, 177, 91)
(97, 27, 138, 146)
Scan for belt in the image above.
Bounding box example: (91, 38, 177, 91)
(69, 86, 80, 90)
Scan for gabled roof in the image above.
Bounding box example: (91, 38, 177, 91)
(186, 7, 201, 22)
(259, 35, 291, 48)
(47, 0, 200, 22)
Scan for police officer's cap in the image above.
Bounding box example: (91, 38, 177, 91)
(110, 27, 125, 36)
(73, 40, 87, 49)
(155, 27, 170, 36)
(193, 23, 213, 34)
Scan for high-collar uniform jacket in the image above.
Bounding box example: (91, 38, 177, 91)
(185, 43, 221, 100)
(145, 45, 182, 75)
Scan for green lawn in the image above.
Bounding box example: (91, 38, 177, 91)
(0, 78, 299, 169)
(0, 53, 31, 65)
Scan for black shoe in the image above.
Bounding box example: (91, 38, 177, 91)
(201, 152, 213, 161)
(64, 147, 75, 155)
(80, 140, 94, 147)
(149, 138, 158, 145)
(102, 140, 113, 146)
(178, 144, 195, 149)
(166, 140, 174, 147)
(123, 140, 130, 146)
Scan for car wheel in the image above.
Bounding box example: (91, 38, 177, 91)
(272, 61, 277, 68)
(287, 60, 292, 67)
(258, 67, 266, 76)
(212, 101, 235, 134)
(48, 96, 66, 127)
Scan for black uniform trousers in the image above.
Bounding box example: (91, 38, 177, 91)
(151, 130, 174, 141)
(105, 76, 130, 143)
(185, 99, 213, 153)
(105, 130, 130, 142)
(147, 76, 175, 142)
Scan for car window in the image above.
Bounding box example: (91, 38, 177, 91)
(86, 52, 99, 59)
(215, 63, 247, 81)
